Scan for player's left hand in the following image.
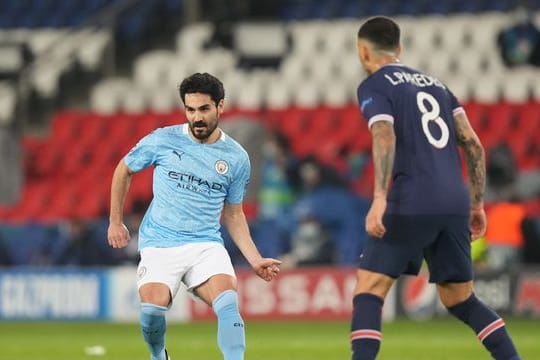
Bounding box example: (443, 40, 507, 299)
(366, 197, 387, 238)
(252, 258, 282, 282)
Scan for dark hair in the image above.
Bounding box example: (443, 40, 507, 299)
(357, 16, 400, 51)
(179, 72, 225, 105)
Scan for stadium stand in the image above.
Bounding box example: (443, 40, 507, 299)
(0, 0, 539, 267)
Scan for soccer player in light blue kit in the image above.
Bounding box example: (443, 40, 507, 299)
(108, 73, 282, 360)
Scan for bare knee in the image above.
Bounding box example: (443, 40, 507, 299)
(354, 269, 395, 299)
(139, 283, 171, 307)
(195, 274, 237, 306)
(437, 281, 473, 308)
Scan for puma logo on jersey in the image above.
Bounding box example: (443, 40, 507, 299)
(173, 150, 184, 161)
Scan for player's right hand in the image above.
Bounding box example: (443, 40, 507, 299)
(108, 222, 130, 248)
(252, 258, 282, 282)
(366, 197, 387, 238)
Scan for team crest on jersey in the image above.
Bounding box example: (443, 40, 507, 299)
(215, 160, 229, 174)
(137, 266, 147, 279)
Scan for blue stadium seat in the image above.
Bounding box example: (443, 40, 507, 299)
(279, 1, 313, 21)
(483, 0, 513, 12)
(363, 0, 398, 16)
(395, 1, 423, 16)
(307, 0, 339, 19)
(455, 0, 483, 13)
(338, 1, 363, 18)
(161, 0, 184, 13)
(425, 1, 454, 14)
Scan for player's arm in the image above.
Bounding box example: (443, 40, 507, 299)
(108, 158, 135, 248)
(371, 121, 396, 199)
(222, 202, 281, 281)
(366, 121, 396, 238)
(454, 111, 487, 239)
(454, 112, 486, 208)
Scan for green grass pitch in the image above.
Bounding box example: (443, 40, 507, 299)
(0, 319, 538, 359)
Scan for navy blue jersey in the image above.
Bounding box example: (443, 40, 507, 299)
(357, 63, 469, 215)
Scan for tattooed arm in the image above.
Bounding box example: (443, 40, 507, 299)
(454, 111, 487, 239)
(371, 121, 396, 199)
(454, 112, 486, 208)
(365, 121, 396, 238)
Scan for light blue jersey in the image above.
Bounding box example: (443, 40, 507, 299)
(124, 124, 250, 250)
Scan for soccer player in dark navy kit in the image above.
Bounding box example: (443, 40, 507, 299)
(349, 17, 520, 360)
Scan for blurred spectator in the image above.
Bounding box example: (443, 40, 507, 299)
(280, 157, 369, 267)
(225, 131, 297, 264)
(486, 142, 517, 200)
(497, 4, 540, 67)
(53, 218, 116, 266)
(485, 197, 526, 271)
(220, 118, 265, 204)
(28, 224, 63, 266)
(280, 218, 332, 268)
(0, 235, 12, 266)
(259, 131, 297, 219)
(202, 0, 245, 49)
(254, 131, 297, 256)
(521, 212, 540, 264)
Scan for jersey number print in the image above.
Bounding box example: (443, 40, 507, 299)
(416, 91, 449, 149)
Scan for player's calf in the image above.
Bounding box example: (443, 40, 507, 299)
(140, 303, 168, 360)
(350, 293, 384, 360)
(446, 293, 520, 360)
(212, 290, 245, 360)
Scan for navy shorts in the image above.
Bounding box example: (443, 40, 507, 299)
(358, 214, 472, 283)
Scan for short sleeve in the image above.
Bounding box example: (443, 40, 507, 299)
(448, 89, 465, 117)
(124, 131, 158, 172)
(226, 156, 251, 204)
(357, 84, 394, 128)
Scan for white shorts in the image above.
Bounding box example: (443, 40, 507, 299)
(137, 242, 236, 298)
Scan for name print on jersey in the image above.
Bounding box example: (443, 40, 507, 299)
(384, 71, 445, 89)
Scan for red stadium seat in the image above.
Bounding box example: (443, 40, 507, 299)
(129, 167, 154, 203)
(279, 106, 314, 138)
(513, 101, 540, 137)
(107, 113, 140, 142)
(484, 102, 516, 138)
(136, 113, 165, 137)
(306, 106, 335, 137)
(8, 100, 537, 224)
(261, 108, 290, 129)
(50, 111, 82, 144)
(76, 113, 111, 146)
(463, 101, 488, 131)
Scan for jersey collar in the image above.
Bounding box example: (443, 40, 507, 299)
(182, 123, 227, 143)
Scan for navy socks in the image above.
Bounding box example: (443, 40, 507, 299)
(350, 293, 384, 360)
(447, 293, 520, 360)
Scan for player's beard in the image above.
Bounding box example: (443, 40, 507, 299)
(189, 113, 219, 141)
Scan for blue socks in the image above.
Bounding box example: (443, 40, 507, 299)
(212, 290, 246, 360)
(140, 303, 168, 360)
(350, 293, 384, 360)
(447, 293, 520, 360)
